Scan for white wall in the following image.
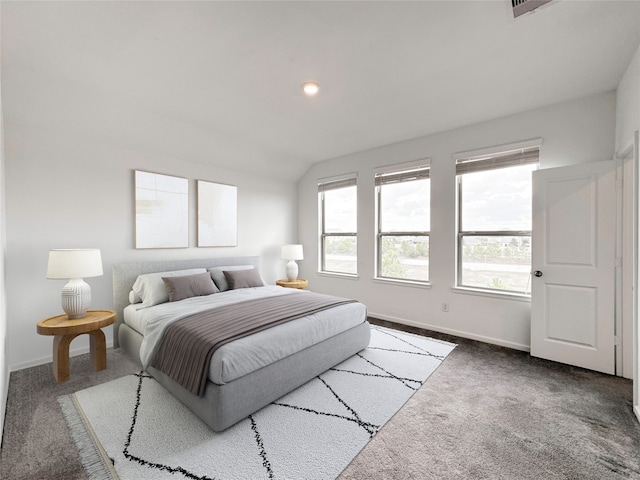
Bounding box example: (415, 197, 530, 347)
(0, 49, 8, 442)
(616, 44, 640, 154)
(298, 91, 616, 351)
(4, 124, 298, 370)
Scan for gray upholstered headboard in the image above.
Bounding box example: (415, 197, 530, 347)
(112, 256, 261, 348)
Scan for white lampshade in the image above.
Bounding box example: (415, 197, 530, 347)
(281, 244, 304, 261)
(47, 249, 103, 319)
(47, 249, 103, 279)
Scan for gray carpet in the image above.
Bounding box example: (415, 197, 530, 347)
(1, 348, 140, 480)
(2, 319, 639, 480)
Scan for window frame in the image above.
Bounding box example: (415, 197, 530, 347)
(318, 175, 358, 276)
(454, 143, 540, 295)
(374, 160, 431, 284)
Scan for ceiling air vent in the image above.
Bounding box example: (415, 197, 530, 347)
(512, 0, 552, 18)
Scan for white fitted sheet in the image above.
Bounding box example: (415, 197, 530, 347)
(123, 285, 367, 384)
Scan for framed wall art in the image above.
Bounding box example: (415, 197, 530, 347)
(197, 180, 237, 247)
(134, 170, 189, 249)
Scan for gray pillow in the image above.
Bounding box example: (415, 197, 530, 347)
(223, 268, 265, 290)
(132, 268, 207, 308)
(162, 272, 219, 302)
(208, 265, 255, 292)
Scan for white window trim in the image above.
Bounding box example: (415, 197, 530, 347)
(453, 138, 543, 162)
(374, 159, 431, 284)
(452, 285, 532, 303)
(318, 174, 358, 275)
(317, 172, 358, 191)
(374, 158, 430, 176)
(318, 271, 359, 281)
(373, 277, 432, 290)
(454, 140, 540, 296)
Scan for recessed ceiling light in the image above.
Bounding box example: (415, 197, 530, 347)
(302, 82, 319, 97)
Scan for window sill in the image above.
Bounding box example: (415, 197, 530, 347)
(452, 286, 531, 302)
(317, 271, 359, 281)
(373, 277, 431, 290)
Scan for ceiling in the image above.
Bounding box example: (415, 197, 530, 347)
(2, 1, 640, 181)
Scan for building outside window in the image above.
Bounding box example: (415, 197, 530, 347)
(318, 175, 357, 275)
(456, 145, 539, 295)
(375, 160, 430, 283)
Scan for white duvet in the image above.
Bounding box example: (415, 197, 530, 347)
(124, 285, 367, 385)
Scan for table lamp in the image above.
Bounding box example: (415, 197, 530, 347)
(47, 249, 103, 319)
(281, 244, 304, 281)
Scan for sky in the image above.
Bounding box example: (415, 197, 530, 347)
(323, 163, 534, 234)
(460, 164, 535, 232)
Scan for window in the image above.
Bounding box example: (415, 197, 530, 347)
(318, 175, 357, 275)
(375, 160, 430, 283)
(456, 145, 539, 295)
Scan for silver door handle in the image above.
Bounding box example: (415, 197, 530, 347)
(533, 271, 543, 277)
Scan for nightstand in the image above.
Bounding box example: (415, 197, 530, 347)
(276, 279, 309, 289)
(37, 309, 116, 382)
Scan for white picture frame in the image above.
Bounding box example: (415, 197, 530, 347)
(197, 180, 238, 247)
(134, 170, 189, 249)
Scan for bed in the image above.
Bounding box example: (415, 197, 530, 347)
(112, 256, 370, 431)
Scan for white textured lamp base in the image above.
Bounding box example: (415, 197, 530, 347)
(286, 260, 299, 281)
(61, 278, 92, 319)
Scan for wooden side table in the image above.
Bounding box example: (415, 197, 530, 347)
(37, 309, 116, 382)
(276, 279, 309, 289)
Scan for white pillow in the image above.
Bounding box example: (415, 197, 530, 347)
(129, 290, 142, 304)
(132, 268, 207, 308)
(208, 265, 257, 292)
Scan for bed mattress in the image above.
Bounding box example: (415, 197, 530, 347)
(124, 285, 367, 385)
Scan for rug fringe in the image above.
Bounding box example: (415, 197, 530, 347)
(58, 394, 120, 480)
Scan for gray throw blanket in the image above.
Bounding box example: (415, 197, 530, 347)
(150, 291, 357, 396)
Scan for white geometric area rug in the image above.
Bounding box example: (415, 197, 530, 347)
(59, 326, 455, 480)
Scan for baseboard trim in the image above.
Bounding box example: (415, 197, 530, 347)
(634, 404, 640, 424)
(9, 341, 114, 372)
(0, 362, 9, 448)
(368, 311, 531, 353)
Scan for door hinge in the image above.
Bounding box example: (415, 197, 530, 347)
(614, 335, 621, 346)
(615, 257, 622, 267)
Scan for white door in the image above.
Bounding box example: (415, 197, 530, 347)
(531, 160, 616, 374)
